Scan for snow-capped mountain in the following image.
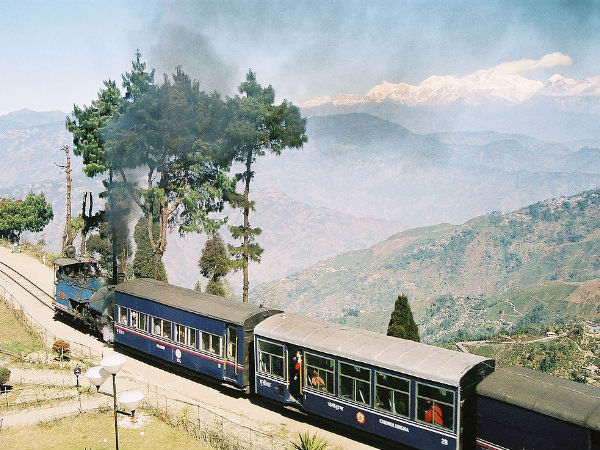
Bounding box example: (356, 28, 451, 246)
(301, 52, 600, 109)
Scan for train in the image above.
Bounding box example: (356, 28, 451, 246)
(52, 256, 600, 450)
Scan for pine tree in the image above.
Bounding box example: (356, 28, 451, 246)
(226, 70, 307, 302)
(387, 294, 420, 342)
(106, 66, 233, 280)
(132, 216, 167, 281)
(199, 231, 230, 297)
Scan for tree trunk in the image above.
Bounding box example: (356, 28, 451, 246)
(152, 250, 163, 280)
(242, 150, 252, 303)
(110, 169, 117, 285)
(80, 192, 87, 256)
(61, 145, 72, 253)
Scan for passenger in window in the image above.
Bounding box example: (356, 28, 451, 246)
(424, 402, 444, 426)
(293, 352, 302, 381)
(311, 370, 326, 391)
(375, 391, 389, 410)
(154, 324, 161, 335)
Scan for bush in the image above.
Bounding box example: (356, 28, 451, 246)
(52, 339, 70, 359)
(292, 431, 327, 450)
(0, 366, 10, 386)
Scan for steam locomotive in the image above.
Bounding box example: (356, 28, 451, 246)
(52, 255, 600, 450)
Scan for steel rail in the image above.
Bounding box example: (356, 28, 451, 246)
(0, 260, 54, 310)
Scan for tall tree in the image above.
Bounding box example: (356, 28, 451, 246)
(199, 231, 230, 296)
(132, 216, 167, 281)
(226, 71, 307, 302)
(66, 80, 123, 177)
(66, 51, 154, 281)
(105, 67, 233, 279)
(387, 294, 420, 342)
(0, 193, 53, 243)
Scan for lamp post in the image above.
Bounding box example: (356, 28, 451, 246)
(84, 353, 144, 450)
(74, 366, 82, 387)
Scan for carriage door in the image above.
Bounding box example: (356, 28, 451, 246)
(224, 325, 238, 380)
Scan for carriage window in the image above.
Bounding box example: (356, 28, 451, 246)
(175, 324, 196, 348)
(375, 372, 410, 417)
(339, 362, 371, 406)
(152, 317, 161, 335)
(130, 310, 138, 328)
(151, 317, 172, 340)
(417, 383, 455, 431)
(136, 312, 149, 332)
(304, 352, 334, 394)
(161, 320, 172, 340)
(201, 332, 222, 356)
(117, 306, 128, 325)
(257, 339, 284, 379)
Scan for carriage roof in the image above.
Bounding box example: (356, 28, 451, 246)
(477, 365, 600, 431)
(254, 312, 493, 387)
(115, 278, 281, 327)
(53, 257, 99, 267)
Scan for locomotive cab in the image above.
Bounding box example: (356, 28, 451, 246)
(53, 256, 109, 330)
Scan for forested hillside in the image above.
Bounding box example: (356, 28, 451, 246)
(4, 110, 600, 295)
(253, 189, 600, 342)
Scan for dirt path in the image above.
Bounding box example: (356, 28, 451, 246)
(1, 394, 109, 428)
(0, 246, 377, 449)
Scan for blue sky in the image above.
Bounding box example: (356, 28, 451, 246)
(1, 0, 600, 115)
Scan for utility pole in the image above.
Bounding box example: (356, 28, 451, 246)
(59, 144, 72, 254)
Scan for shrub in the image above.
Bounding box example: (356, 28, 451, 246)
(292, 431, 327, 450)
(0, 366, 10, 386)
(52, 339, 70, 359)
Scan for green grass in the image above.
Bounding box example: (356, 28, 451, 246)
(0, 299, 44, 355)
(0, 410, 217, 450)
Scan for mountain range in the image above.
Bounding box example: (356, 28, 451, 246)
(299, 53, 600, 141)
(3, 108, 600, 329)
(253, 189, 600, 342)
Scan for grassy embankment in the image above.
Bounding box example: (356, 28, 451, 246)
(0, 410, 217, 450)
(0, 299, 44, 356)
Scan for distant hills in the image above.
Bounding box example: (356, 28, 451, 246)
(0, 109, 76, 189)
(4, 109, 600, 307)
(252, 189, 600, 342)
(252, 112, 600, 229)
(0, 108, 66, 132)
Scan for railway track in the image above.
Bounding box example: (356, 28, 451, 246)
(0, 260, 54, 310)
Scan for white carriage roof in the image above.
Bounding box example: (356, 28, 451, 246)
(477, 365, 600, 431)
(254, 313, 493, 387)
(115, 278, 280, 327)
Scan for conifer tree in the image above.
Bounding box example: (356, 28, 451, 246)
(67, 51, 155, 281)
(387, 294, 420, 342)
(132, 216, 167, 281)
(225, 70, 307, 302)
(199, 231, 230, 297)
(106, 66, 232, 280)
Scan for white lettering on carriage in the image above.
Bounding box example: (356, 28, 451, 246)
(379, 418, 409, 432)
(156, 344, 165, 350)
(327, 402, 344, 411)
(259, 379, 272, 388)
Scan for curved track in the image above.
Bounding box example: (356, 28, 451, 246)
(0, 260, 54, 310)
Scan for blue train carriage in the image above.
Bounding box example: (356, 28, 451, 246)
(113, 278, 281, 389)
(53, 256, 107, 326)
(476, 365, 600, 450)
(253, 313, 494, 450)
